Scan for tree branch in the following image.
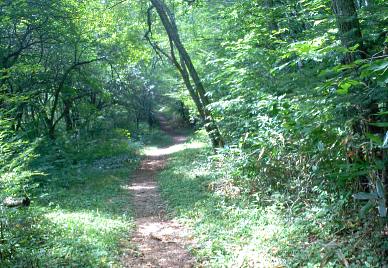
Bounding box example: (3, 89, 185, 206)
(50, 57, 106, 126)
(106, 0, 129, 10)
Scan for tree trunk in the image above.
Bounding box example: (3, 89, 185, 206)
(333, 0, 386, 205)
(47, 120, 56, 139)
(63, 99, 73, 131)
(149, 0, 224, 147)
(332, 0, 365, 63)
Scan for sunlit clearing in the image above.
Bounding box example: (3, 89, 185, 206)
(122, 184, 156, 191)
(232, 243, 283, 267)
(144, 141, 205, 156)
(46, 211, 129, 234)
(138, 221, 162, 235)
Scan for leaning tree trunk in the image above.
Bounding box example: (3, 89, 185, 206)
(332, 0, 365, 63)
(149, 0, 224, 148)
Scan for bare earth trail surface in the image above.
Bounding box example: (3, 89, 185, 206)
(121, 118, 196, 268)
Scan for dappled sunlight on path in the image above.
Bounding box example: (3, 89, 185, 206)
(144, 141, 205, 157)
(121, 119, 197, 267)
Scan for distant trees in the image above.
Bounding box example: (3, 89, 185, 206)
(0, 0, 157, 140)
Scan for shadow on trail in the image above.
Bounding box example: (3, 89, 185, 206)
(121, 116, 200, 268)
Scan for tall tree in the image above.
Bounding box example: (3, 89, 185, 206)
(332, 0, 365, 63)
(147, 0, 224, 147)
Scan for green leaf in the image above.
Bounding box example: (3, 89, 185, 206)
(369, 122, 388, 128)
(383, 131, 388, 148)
(348, 44, 359, 52)
(376, 180, 385, 199)
(366, 133, 382, 145)
(374, 111, 388, 115)
(353, 192, 379, 200)
(360, 200, 374, 218)
(370, 61, 388, 72)
(337, 82, 351, 95)
(377, 198, 387, 217)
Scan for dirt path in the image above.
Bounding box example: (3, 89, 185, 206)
(121, 119, 196, 268)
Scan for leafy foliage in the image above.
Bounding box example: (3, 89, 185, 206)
(158, 131, 386, 267)
(0, 129, 140, 267)
(0, 0, 387, 266)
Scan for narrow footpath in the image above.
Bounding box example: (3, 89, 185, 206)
(121, 118, 196, 268)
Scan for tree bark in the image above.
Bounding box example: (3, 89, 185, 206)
(63, 99, 73, 131)
(332, 0, 365, 63)
(149, 0, 224, 147)
(45, 57, 104, 139)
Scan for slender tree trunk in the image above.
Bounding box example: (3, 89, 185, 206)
(44, 58, 103, 139)
(47, 118, 55, 139)
(63, 99, 73, 131)
(15, 109, 23, 131)
(332, 0, 365, 63)
(150, 0, 224, 147)
(333, 0, 386, 203)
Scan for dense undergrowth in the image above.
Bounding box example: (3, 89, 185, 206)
(0, 123, 169, 267)
(1, 0, 387, 266)
(158, 130, 387, 267)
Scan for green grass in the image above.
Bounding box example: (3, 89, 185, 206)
(157, 131, 386, 267)
(0, 132, 140, 267)
(141, 127, 174, 147)
(1, 125, 385, 267)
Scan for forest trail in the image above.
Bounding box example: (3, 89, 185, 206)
(121, 117, 196, 268)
